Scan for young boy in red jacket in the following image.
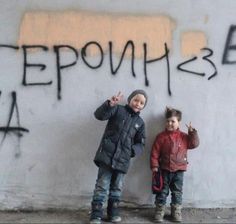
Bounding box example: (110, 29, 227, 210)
(150, 107, 199, 223)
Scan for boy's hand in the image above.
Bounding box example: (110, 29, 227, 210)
(109, 91, 123, 107)
(186, 122, 194, 132)
(152, 167, 158, 172)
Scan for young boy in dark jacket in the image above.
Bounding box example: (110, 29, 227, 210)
(150, 107, 199, 223)
(90, 90, 148, 224)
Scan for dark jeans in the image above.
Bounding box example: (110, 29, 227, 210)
(155, 170, 184, 206)
(92, 165, 125, 204)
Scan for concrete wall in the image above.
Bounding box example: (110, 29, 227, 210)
(0, 0, 235, 209)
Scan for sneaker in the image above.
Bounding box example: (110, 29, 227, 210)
(109, 216, 122, 223)
(89, 217, 102, 224)
(154, 204, 165, 223)
(171, 204, 182, 223)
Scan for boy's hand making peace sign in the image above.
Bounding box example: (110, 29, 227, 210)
(109, 91, 124, 107)
(186, 122, 194, 132)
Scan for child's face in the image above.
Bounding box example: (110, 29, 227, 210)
(166, 116, 180, 131)
(129, 94, 146, 113)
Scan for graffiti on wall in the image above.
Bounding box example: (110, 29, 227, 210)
(16, 11, 221, 97)
(0, 90, 29, 156)
(0, 42, 218, 98)
(0, 11, 235, 150)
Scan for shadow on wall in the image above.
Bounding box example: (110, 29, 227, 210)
(0, 114, 104, 209)
(123, 113, 165, 206)
(35, 112, 104, 203)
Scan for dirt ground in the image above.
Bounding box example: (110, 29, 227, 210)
(0, 207, 235, 223)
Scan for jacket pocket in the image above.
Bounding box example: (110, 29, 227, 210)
(176, 151, 188, 164)
(100, 138, 116, 155)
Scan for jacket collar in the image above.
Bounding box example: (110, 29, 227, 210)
(165, 128, 180, 135)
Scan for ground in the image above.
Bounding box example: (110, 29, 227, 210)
(0, 207, 235, 223)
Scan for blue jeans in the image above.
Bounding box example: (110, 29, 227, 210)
(155, 170, 184, 206)
(92, 165, 125, 204)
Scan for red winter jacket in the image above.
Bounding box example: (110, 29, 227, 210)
(150, 129, 199, 172)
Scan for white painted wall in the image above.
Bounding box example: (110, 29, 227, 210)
(0, 0, 235, 209)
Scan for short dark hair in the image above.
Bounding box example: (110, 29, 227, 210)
(165, 107, 182, 121)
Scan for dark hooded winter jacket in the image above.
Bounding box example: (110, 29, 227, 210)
(94, 100, 145, 173)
